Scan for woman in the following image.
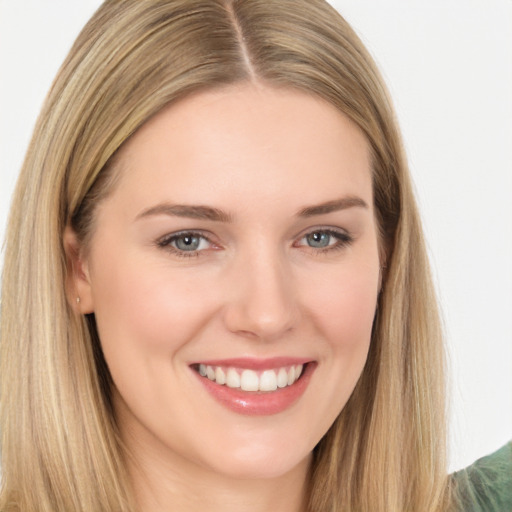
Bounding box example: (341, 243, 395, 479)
(0, 1, 510, 511)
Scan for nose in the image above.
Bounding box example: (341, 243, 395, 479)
(222, 248, 298, 341)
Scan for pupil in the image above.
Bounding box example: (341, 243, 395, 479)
(308, 232, 329, 248)
(176, 235, 199, 251)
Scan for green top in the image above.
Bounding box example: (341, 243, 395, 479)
(452, 442, 512, 511)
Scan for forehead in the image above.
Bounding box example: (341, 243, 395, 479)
(109, 84, 373, 216)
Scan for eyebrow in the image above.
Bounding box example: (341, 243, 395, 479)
(297, 196, 368, 217)
(136, 203, 232, 222)
(136, 196, 368, 223)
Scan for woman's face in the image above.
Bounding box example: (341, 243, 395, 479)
(72, 84, 381, 481)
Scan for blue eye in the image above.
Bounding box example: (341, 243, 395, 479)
(157, 231, 212, 256)
(298, 229, 353, 252)
(173, 234, 203, 251)
(305, 231, 332, 248)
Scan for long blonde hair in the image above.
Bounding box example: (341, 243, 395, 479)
(1, 1, 451, 510)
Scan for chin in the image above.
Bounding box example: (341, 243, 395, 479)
(208, 451, 311, 481)
(194, 429, 314, 481)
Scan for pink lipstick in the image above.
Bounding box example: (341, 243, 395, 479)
(190, 357, 316, 415)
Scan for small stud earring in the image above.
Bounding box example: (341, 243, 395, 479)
(76, 297, 81, 304)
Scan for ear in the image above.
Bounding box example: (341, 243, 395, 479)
(63, 226, 94, 314)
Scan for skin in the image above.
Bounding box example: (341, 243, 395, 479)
(67, 83, 381, 512)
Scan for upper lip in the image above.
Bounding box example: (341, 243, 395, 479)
(189, 357, 313, 370)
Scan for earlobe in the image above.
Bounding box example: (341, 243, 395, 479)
(63, 226, 94, 314)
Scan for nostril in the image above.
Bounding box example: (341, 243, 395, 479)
(222, 301, 297, 340)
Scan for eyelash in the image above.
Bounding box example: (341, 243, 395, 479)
(156, 228, 354, 258)
(156, 231, 215, 258)
(294, 228, 354, 254)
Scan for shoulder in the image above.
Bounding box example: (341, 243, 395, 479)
(451, 441, 512, 512)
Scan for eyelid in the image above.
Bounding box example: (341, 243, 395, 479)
(293, 226, 354, 251)
(154, 226, 353, 258)
(294, 225, 351, 241)
(155, 230, 219, 257)
(156, 229, 211, 244)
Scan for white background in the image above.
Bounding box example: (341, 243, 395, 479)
(0, 1, 510, 472)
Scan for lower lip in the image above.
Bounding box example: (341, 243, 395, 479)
(193, 363, 316, 416)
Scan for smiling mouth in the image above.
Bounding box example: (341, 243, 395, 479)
(192, 363, 306, 392)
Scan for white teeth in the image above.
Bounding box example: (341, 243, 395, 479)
(287, 366, 296, 385)
(277, 368, 288, 388)
(240, 370, 259, 391)
(226, 367, 241, 388)
(198, 363, 306, 391)
(259, 370, 278, 391)
(215, 366, 226, 385)
(206, 365, 216, 380)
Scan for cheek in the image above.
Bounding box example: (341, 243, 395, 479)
(304, 261, 379, 354)
(292, 258, 379, 438)
(89, 256, 219, 361)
